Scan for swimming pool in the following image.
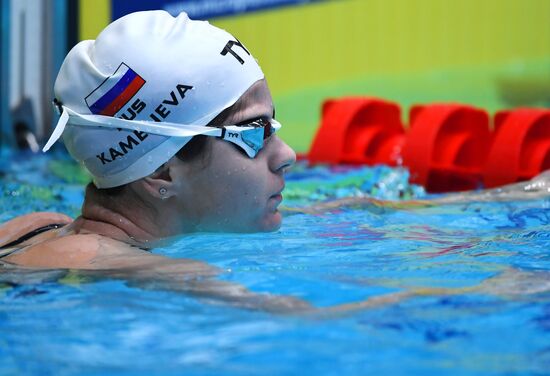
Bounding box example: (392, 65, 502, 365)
(1, 150, 549, 375)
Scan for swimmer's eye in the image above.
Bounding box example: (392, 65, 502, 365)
(219, 117, 281, 158)
(236, 117, 276, 140)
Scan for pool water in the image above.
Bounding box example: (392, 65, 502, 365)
(1, 150, 549, 376)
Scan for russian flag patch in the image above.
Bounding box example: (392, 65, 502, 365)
(85, 63, 146, 116)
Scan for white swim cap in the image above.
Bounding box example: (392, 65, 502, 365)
(46, 10, 264, 188)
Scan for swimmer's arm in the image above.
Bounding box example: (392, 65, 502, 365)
(87, 247, 550, 315)
(138, 277, 315, 314)
(282, 170, 550, 214)
(86, 242, 550, 314)
(88, 254, 313, 313)
(120, 269, 415, 315)
(94, 255, 418, 315)
(426, 170, 550, 204)
(280, 196, 433, 215)
(16, 244, 455, 315)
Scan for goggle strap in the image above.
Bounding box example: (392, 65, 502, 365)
(43, 105, 224, 152)
(43, 109, 69, 152)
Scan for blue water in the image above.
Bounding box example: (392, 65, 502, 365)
(1, 150, 549, 376)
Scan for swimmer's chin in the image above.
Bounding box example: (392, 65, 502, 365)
(231, 211, 282, 233)
(257, 210, 283, 232)
(189, 211, 282, 234)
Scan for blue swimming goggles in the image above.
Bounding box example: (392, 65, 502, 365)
(217, 117, 281, 157)
(43, 105, 281, 158)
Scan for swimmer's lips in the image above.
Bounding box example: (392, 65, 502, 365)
(271, 193, 283, 202)
(269, 184, 285, 205)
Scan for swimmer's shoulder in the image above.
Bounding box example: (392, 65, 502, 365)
(0, 212, 73, 248)
(0, 212, 218, 275)
(2, 232, 125, 269)
(0, 213, 130, 268)
(2, 222, 218, 276)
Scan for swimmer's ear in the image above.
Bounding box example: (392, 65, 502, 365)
(140, 163, 176, 200)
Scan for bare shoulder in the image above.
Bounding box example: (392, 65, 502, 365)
(0, 212, 73, 247)
(4, 232, 219, 277)
(4, 233, 115, 269)
(0, 213, 217, 279)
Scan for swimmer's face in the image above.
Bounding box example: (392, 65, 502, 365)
(169, 79, 296, 233)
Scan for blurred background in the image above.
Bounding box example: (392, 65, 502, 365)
(1, 0, 549, 154)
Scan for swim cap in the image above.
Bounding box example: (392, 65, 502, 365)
(46, 10, 264, 188)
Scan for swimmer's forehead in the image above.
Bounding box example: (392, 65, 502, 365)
(210, 79, 275, 126)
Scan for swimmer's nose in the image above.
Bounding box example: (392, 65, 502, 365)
(269, 136, 296, 174)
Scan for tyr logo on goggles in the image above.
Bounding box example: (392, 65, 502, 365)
(218, 118, 281, 158)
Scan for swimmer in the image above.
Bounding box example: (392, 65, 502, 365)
(0, 11, 309, 312)
(1, 10, 548, 314)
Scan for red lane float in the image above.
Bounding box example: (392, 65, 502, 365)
(484, 109, 550, 188)
(308, 98, 405, 166)
(308, 97, 550, 192)
(401, 104, 491, 192)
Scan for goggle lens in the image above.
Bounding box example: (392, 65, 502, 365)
(222, 118, 280, 158)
